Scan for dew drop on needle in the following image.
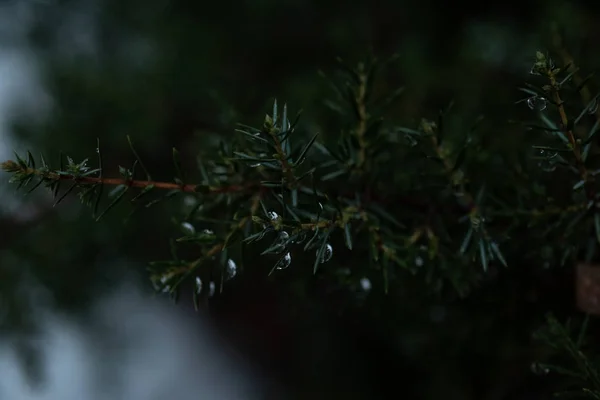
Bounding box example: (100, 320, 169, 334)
(318, 243, 333, 263)
(275, 252, 292, 270)
(226, 259, 237, 280)
(527, 96, 547, 112)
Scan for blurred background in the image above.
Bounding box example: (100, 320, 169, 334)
(1, 0, 600, 398)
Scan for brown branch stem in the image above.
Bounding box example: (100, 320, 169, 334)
(6, 163, 253, 194)
(355, 65, 368, 169)
(548, 72, 595, 199)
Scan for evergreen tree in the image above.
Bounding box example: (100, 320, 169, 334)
(4, 0, 600, 398)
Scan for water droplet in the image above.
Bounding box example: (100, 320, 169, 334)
(359, 277, 372, 292)
(588, 99, 598, 114)
(213, 166, 227, 174)
(181, 222, 195, 235)
(527, 96, 547, 111)
(194, 277, 202, 294)
(530, 362, 550, 375)
(275, 252, 292, 270)
(267, 211, 279, 220)
(208, 282, 216, 297)
(404, 134, 418, 147)
(538, 159, 557, 172)
(152, 275, 171, 293)
(269, 231, 290, 254)
(183, 195, 198, 207)
(318, 243, 333, 263)
(226, 259, 237, 280)
(535, 148, 558, 159)
(529, 65, 541, 76)
(249, 154, 267, 168)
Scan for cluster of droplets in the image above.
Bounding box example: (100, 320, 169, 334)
(195, 277, 216, 297)
(262, 210, 334, 271)
(157, 275, 171, 293)
(527, 51, 598, 116)
(190, 258, 237, 299)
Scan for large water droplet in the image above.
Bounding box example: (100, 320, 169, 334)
(318, 243, 333, 263)
(181, 222, 195, 235)
(527, 96, 547, 111)
(275, 252, 292, 270)
(226, 259, 237, 280)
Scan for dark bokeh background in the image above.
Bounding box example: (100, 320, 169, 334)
(3, 0, 600, 398)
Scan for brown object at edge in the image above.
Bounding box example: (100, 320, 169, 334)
(576, 263, 600, 315)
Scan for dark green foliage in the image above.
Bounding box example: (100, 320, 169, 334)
(8, 11, 600, 396)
